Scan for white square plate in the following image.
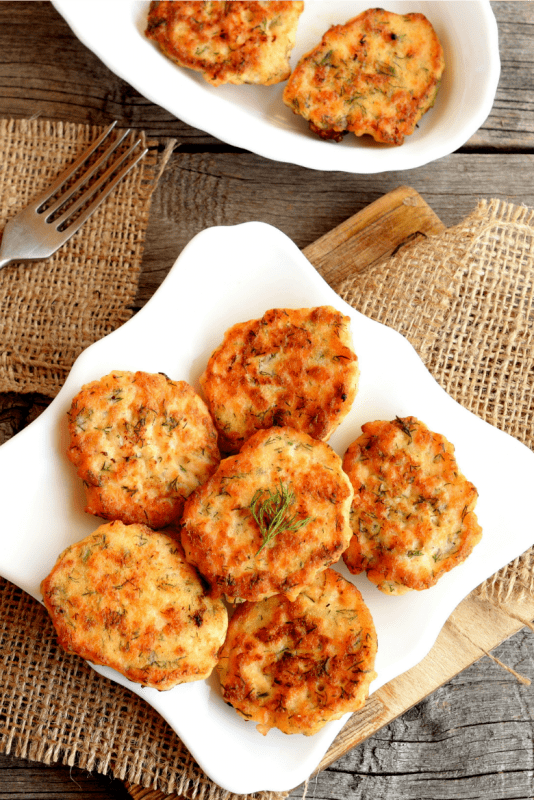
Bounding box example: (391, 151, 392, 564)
(1, 222, 533, 793)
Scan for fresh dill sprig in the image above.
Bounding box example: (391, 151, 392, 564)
(249, 480, 310, 556)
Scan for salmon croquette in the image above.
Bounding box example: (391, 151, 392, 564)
(342, 416, 483, 594)
(217, 568, 377, 735)
(181, 426, 353, 603)
(283, 8, 445, 145)
(66, 370, 220, 529)
(200, 306, 359, 454)
(41, 521, 228, 689)
(145, 0, 304, 87)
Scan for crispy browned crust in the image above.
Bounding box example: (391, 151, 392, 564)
(66, 371, 220, 529)
(283, 8, 445, 145)
(342, 417, 483, 594)
(40, 521, 228, 690)
(145, 0, 304, 87)
(200, 306, 359, 454)
(217, 568, 377, 735)
(180, 426, 353, 602)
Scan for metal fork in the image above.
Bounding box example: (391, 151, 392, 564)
(0, 121, 148, 271)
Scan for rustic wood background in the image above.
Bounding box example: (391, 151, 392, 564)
(1, 2, 534, 799)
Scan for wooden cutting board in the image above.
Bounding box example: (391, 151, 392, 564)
(126, 186, 534, 800)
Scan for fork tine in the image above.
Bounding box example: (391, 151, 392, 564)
(52, 141, 149, 238)
(52, 137, 146, 231)
(33, 121, 119, 209)
(42, 125, 132, 219)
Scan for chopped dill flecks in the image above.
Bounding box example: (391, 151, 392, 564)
(395, 416, 414, 440)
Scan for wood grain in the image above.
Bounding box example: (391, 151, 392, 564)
(314, 594, 534, 778)
(302, 185, 446, 289)
(294, 188, 534, 780)
(0, 2, 531, 149)
(139, 151, 534, 307)
(306, 627, 534, 800)
(1, 1, 534, 798)
(125, 188, 534, 800)
(0, 751, 134, 800)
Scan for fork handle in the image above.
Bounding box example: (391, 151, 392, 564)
(0, 257, 12, 270)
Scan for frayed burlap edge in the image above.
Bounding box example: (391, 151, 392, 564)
(0, 118, 175, 396)
(0, 575, 289, 800)
(0, 119, 288, 800)
(340, 198, 534, 608)
(121, 197, 534, 795)
(2, 194, 534, 800)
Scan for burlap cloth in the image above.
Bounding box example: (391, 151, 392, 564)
(0, 118, 174, 396)
(1, 121, 534, 800)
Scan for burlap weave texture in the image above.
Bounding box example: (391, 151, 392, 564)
(0, 118, 172, 396)
(339, 198, 534, 605)
(1, 180, 533, 800)
(0, 118, 286, 800)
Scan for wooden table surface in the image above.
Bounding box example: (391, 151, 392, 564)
(1, 2, 534, 799)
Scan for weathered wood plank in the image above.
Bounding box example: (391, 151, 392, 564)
(293, 627, 534, 800)
(0, 3, 531, 151)
(4, 629, 533, 800)
(312, 594, 534, 777)
(139, 151, 534, 306)
(0, 2, 209, 143)
(0, 1, 533, 794)
(302, 185, 445, 288)
(4, 186, 531, 800)
(0, 393, 51, 446)
(0, 751, 133, 800)
(467, 1, 534, 149)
